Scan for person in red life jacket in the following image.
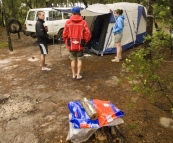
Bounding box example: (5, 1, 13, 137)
(63, 6, 91, 80)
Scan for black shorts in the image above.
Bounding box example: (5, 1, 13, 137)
(38, 42, 48, 54)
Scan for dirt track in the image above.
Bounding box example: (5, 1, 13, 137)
(0, 29, 173, 143)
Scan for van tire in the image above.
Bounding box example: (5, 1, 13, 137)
(7, 19, 22, 33)
(57, 29, 64, 44)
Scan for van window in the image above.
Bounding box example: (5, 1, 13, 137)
(48, 11, 62, 21)
(64, 13, 71, 19)
(27, 11, 35, 20)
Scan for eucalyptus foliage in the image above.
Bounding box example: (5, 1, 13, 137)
(122, 27, 173, 113)
(0, 0, 173, 25)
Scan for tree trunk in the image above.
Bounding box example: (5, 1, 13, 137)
(146, 0, 154, 36)
(1, 0, 13, 51)
(2, 11, 4, 27)
(25, 0, 32, 9)
(143, 0, 155, 60)
(11, 0, 15, 18)
(1, 9, 5, 27)
(144, 0, 155, 49)
(35, 0, 37, 8)
(169, 0, 173, 31)
(170, 0, 173, 17)
(83, 0, 88, 8)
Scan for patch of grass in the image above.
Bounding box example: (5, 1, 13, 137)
(0, 41, 8, 49)
(128, 123, 137, 129)
(0, 27, 8, 48)
(128, 102, 135, 109)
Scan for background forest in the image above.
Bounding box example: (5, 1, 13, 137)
(0, 0, 173, 27)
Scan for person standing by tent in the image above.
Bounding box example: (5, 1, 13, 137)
(111, 9, 124, 62)
(35, 11, 51, 71)
(63, 6, 91, 80)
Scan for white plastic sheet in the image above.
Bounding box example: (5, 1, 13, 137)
(66, 114, 124, 143)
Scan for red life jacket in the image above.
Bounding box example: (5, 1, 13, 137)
(63, 15, 91, 51)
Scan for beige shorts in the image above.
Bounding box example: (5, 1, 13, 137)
(114, 33, 123, 43)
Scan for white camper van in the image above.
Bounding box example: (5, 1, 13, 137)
(23, 7, 71, 42)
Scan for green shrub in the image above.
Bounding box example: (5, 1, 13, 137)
(122, 31, 173, 113)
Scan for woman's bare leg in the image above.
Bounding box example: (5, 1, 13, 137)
(115, 42, 122, 59)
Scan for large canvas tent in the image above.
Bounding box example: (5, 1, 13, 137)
(81, 2, 147, 56)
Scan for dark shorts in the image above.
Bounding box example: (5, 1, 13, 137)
(69, 50, 84, 60)
(38, 42, 48, 54)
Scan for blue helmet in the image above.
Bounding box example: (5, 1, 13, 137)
(71, 6, 80, 14)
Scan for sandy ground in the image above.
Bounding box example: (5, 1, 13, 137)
(0, 29, 173, 143)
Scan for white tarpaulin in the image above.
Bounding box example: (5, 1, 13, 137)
(66, 114, 124, 143)
(81, 3, 112, 16)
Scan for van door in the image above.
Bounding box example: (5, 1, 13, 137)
(46, 10, 63, 36)
(25, 10, 36, 33)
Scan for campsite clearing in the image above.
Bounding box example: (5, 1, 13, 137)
(0, 27, 173, 143)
